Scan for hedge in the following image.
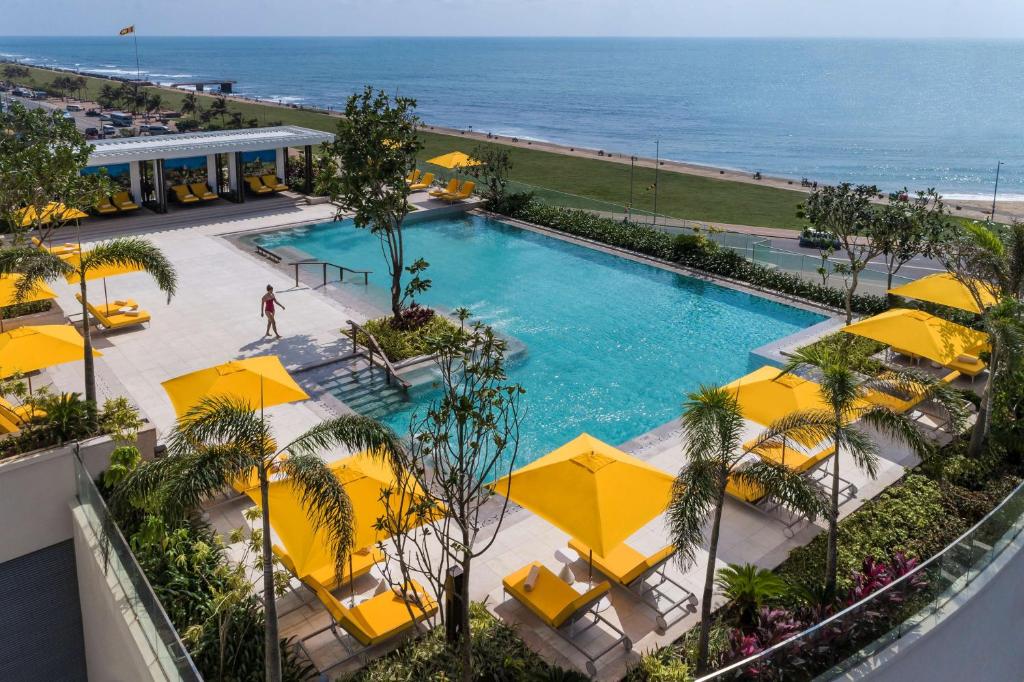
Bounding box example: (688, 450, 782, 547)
(504, 201, 888, 315)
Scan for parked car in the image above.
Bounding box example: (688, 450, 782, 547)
(145, 124, 170, 135)
(99, 113, 111, 121)
(84, 126, 99, 139)
(101, 124, 116, 136)
(66, 103, 82, 112)
(85, 108, 100, 117)
(798, 229, 842, 251)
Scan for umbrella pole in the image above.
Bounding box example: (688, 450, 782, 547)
(349, 555, 355, 607)
(27, 374, 33, 396)
(103, 278, 109, 311)
(588, 549, 593, 586)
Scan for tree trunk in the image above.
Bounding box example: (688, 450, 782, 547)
(696, 482, 727, 675)
(824, 437, 842, 599)
(844, 269, 860, 325)
(80, 280, 97, 411)
(391, 267, 402, 319)
(968, 342, 998, 458)
(259, 467, 283, 682)
(459, 554, 473, 682)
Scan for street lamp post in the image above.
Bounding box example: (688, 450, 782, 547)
(990, 161, 1003, 222)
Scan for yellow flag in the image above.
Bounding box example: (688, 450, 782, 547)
(119, 25, 134, 36)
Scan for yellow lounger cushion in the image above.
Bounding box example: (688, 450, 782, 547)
(0, 397, 44, 426)
(95, 197, 119, 214)
(741, 440, 837, 474)
(405, 169, 421, 185)
(945, 354, 987, 377)
(261, 175, 289, 191)
(246, 176, 273, 194)
(275, 543, 384, 590)
(567, 539, 675, 587)
(429, 179, 460, 197)
(864, 370, 961, 412)
(408, 172, 435, 191)
(441, 181, 476, 202)
(76, 293, 150, 330)
(309, 575, 437, 647)
(189, 183, 218, 201)
(112, 192, 139, 210)
(171, 185, 200, 203)
(503, 562, 610, 629)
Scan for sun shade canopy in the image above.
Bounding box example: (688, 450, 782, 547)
(161, 355, 308, 416)
(0, 275, 56, 307)
(425, 151, 481, 169)
(247, 451, 433, 577)
(843, 308, 989, 366)
(15, 202, 87, 227)
(64, 252, 143, 284)
(888, 273, 997, 314)
(0, 325, 101, 377)
(488, 433, 674, 557)
(722, 366, 831, 426)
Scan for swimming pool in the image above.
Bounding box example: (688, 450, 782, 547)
(254, 214, 826, 458)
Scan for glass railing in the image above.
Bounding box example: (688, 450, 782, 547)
(695, 478, 1024, 681)
(73, 452, 202, 681)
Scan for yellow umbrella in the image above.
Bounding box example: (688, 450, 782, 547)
(489, 433, 673, 579)
(843, 308, 988, 366)
(888, 273, 997, 314)
(722, 366, 832, 429)
(0, 325, 101, 389)
(63, 250, 144, 310)
(16, 202, 88, 227)
(425, 151, 481, 170)
(248, 450, 435, 602)
(0, 275, 57, 332)
(161, 355, 309, 417)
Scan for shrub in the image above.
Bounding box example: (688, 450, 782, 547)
(715, 563, 788, 627)
(353, 312, 460, 363)
(777, 475, 956, 593)
(502, 201, 888, 315)
(1, 299, 51, 319)
(344, 602, 582, 681)
(797, 332, 886, 376)
(624, 645, 691, 682)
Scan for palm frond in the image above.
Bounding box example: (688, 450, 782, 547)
(681, 385, 745, 466)
(732, 460, 827, 520)
(858, 405, 932, 463)
(0, 246, 73, 301)
(279, 453, 355, 582)
(170, 395, 271, 457)
(752, 409, 836, 455)
(667, 458, 723, 569)
(156, 443, 259, 518)
(82, 238, 177, 302)
(962, 221, 1006, 260)
(284, 414, 403, 465)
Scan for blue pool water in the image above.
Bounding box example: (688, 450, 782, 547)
(256, 215, 825, 459)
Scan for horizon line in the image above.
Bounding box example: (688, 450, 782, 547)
(2, 34, 1024, 40)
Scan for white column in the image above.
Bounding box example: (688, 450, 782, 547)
(227, 152, 238, 188)
(129, 162, 142, 202)
(275, 148, 286, 179)
(206, 154, 217, 192)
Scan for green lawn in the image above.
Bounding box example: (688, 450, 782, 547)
(9, 64, 809, 229)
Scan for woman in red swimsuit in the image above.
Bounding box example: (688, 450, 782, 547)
(261, 284, 285, 338)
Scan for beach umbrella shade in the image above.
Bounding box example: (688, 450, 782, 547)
(0, 325, 101, 389)
(489, 433, 674, 580)
(248, 450, 436, 603)
(161, 355, 309, 417)
(888, 273, 997, 314)
(0, 275, 56, 332)
(63, 251, 144, 310)
(842, 308, 989, 366)
(16, 202, 88, 228)
(426, 151, 481, 170)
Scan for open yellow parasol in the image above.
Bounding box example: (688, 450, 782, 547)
(161, 356, 309, 417)
(888, 273, 997, 314)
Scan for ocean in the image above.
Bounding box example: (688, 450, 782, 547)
(1, 36, 1022, 197)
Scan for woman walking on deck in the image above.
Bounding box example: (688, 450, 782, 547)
(261, 284, 285, 338)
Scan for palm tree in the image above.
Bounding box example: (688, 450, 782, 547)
(780, 337, 966, 597)
(941, 221, 1024, 457)
(180, 92, 200, 120)
(208, 96, 230, 125)
(0, 238, 177, 408)
(667, 386, 827, 674)
(113, 396, 403, 682)
(145, 93, 163, 121)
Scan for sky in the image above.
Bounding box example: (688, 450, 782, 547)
(3, 0, 1024, 38)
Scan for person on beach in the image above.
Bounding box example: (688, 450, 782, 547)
(261, 284, 285, 338)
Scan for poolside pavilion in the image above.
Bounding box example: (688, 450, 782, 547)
(83, 126, 334, 213)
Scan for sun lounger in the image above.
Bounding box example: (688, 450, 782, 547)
(31, 236, 79, 256)
(405, 169, 421, 185)
(440, 180, 475, 202)
(945, 353, 987, 382)
(171, 184, 200, 204)
(299, 575, 437, 668)
(112, 191, 140, 211)
(261, 175, 289, 192)
(95, 196, 119, 215)
(865, 369, 961, 413)
(76, 293, 150, 331)
(503, 562, 629, 675)
(0, 397, 44, 430)
(408, 172, 434, 191)
(188, 183, 218, 201)
(428, 178, 459, 198)
(567, 540, 695, 631)
(245, 176, 273, 195)
(275, 543, 384, 593)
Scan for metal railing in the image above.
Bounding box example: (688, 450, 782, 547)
(255, 244, 282, 263)
(291, 259, 371, 288)
(343, 319, 411, 390)
(73, 452, 202, 681)
(695, 477, 1024, 681)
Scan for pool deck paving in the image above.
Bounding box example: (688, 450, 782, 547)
(34, 199, 963, 679)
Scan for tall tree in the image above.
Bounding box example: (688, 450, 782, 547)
(0, 239, 177, 409)
(0, 102, 109, 244)
(799, 183, 883, 324)
(113, 397, 402, 682)
(667, 386, 826, 674)
(467, 143, 512, 208)
(938, 220, 1024, 456)
(875, 189, 951, 289)
(208, 96, 230, 125)
(781, 337, 965, 597)
(376, 311, 522, 681)
(321, 86, 423, 319)
(145, 93, 163, 121)
(180, 91, 200, 120)
(97, 83, 120, 110)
